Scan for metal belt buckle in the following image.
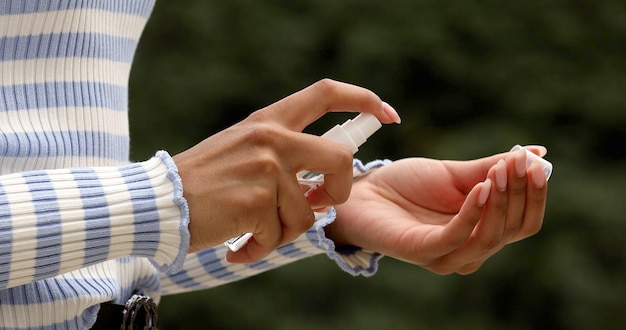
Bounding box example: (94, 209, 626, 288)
(121, 294, 158, 330)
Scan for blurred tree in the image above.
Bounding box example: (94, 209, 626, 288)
(129, 0, 626, 329)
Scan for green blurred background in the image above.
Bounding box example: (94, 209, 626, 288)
(128, 0, 626, 329)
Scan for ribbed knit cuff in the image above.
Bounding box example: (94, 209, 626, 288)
(298, 159, 392, 276)
(352, 158, 392, 179)
(73, 151, 190, 274)
(150, 151, 190, 273)
(307, 209, 382, 277)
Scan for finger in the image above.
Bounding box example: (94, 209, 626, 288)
(447, 145, 548, 194)
(509, 161, 547, 243)
(284, 132, 355, 206)
(523, 145, 548, 157)
(276, 174, 317, 245)
(467, 163, 508, 252)
(226, 235, 269, 264)
(440, 164, 509, 266)
(425, 178, 491, 257)
(501, 148, 528, 240)
(304, 164, 354, 208)
(445, 156, 503, 194)
(258, 79, 399, 131)
(227, 175, 316, 264)
(225, 185, 281, 263)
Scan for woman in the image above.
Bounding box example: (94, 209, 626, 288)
(0, 1, 548, 328)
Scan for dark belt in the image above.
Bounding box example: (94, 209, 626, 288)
(91, 294, 158, 330)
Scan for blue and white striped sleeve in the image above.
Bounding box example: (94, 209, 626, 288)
(0, 151, 190, 291)
(159, 158, 389, 295)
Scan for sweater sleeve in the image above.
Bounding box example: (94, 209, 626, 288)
(159, 158, 389, 295)
(0, 151, 189, 290)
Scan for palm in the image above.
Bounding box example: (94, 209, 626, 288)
(366, 158, 473, 222)
(336, 158, 478, 262)
(332, 149, 547, 274)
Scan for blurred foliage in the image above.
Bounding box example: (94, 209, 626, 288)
(128, 0, 626, 329)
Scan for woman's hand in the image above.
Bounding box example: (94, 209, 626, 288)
(329, 146, 548, 275)
(172, 79, 401, 262)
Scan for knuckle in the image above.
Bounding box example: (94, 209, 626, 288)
(479, 236, 501, 251)
(326, 185, 351, 205)
(245, 110, 265, 122)
(269, 232, 283, 249)
(335, 144, 354, 166)
(529, 221, 543, 236)
(521, 219, 544, 237)
(428, 258, 456, 275)
(332, 186, 351, 204)
(242, 127, 286, 178)
(359, 89, 382, 108)
(493, 199, 508, 215)
(242, 185, 275, 210)
(429, 265, 455, 276)
(312, 78, 338, 95)
(244, 124, 282, 147)
(323, 145, 354, 204)
(503, 222, 522, 238)
(286, 207, 315, 236)
(311, 78, 342, 104)
(254, 153, 282, 177)
(301, 210, 315, 230)
(510, 183, 527, 196)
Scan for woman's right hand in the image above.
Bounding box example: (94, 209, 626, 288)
(172, 79, 401, 262)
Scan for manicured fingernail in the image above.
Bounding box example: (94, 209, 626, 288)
(525, 145, 548, 157)
(515, 148, 527, 177)
(495, 159, 507, 192)
(478, 179, 492, 206)
(531, 161, 546, 188)
(382, 101, 401, 124)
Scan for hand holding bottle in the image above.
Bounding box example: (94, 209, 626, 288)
(172, 79, 401, 262)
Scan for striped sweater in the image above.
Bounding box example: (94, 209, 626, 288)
(0, 1, 384, 329)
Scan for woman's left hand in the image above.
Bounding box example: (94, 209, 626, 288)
(325, 146, 548, 274)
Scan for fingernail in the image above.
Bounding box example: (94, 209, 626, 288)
(515, 148, 527, 178)
(510, 145, 553, 181)
(478, 179, 492, 206)
(382, 101, 401, 124)
(525, 145, 548, 157)
(531, 161, 547, 188)
(495, 159, 507, 192)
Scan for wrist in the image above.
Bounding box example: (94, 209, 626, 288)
(324, 204, 354, 248)
(324, 219, 346, 247)
(325, 158, 391, 249)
